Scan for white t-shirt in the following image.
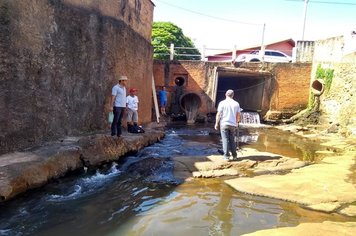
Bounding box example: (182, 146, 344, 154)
(112, 84, 126, 107)
(127, 95, 139, 110)
(217, 98, 241, 127)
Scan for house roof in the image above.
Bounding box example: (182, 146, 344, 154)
(246, 38, 295, 49)
(208, 38, 295, 57)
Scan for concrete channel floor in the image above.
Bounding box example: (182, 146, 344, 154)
(1, 123, 355, 235)
(172, 126, 356, 235)
(236, 130, 356, 235)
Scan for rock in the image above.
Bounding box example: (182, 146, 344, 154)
(305, 203, 341, 212)
(241, 221, 356, 236)
(339, 205, 356, 217)
(172, 149, 307, 179)
(193, 169, 240, 178)
(327, 123, 339, 133)
(225, 153, 356, 211)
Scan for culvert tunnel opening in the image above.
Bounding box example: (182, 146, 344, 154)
(215, 72, 268, 124)
(216, 75, 265, 111)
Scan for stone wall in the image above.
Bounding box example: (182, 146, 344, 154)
(311, 35, 356, 136)
(0, 0, 154, 154)
(64, 0, 154, 42)
(153, 61, 311, 119)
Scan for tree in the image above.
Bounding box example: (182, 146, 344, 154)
(151, 22, 201, 60)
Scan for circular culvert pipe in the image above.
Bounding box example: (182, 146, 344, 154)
(180, 93, 202, 124)
(311, 79, 325, 96)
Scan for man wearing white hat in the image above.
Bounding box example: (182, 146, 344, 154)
(214, 89, 241, 161)
(110, 75, 128, 137)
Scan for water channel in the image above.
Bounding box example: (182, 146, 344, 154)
(0, 124, 352, 236)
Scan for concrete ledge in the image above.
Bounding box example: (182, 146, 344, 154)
(0, 130, 164, 202)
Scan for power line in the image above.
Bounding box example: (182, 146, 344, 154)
(285, 0, 356, 6)
(155, 0, 263, 26)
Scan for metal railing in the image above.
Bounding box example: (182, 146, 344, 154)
(153, 43, 295, 62)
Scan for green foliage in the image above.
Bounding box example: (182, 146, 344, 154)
(301, 149, 315, 162)
(152, 22, 201, 60)
(308, 64, 335, 109)
(308, 91, 315, 109)
(315, 64, 334, 93)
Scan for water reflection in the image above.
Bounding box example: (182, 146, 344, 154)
(238, 128, 327, 162)
(108, 178, 351, 236)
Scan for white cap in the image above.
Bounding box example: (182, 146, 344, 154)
(118, 75, 128, 81)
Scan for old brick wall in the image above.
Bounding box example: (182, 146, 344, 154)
(0, 0, 154, 154)
(153, 61, 311, 119)
(153, 61, 233, 116)
(270, 63, 311, 112)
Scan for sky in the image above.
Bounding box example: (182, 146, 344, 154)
(152, 0, 356, 53)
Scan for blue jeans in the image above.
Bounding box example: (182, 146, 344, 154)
(220, 125, 237, 158)
(111, 107, 125, 136)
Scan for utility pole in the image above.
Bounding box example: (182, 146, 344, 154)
(301, 0, 309, 40)
(261, 23, 266, 61)
(170, 43, 174, 60)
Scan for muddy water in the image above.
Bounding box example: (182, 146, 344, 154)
(0, 125, 351, 236)
(238, 127, 328, 162)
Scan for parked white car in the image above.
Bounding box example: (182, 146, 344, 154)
(236, 49, 292, 63)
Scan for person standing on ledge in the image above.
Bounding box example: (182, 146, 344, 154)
(214, 89, 241, 161)
(126, 88, 139, 133)
(110, 75, 128, 138)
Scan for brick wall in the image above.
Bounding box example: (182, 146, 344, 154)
(270, 63, 311, 111)
(153, 61, 311, 119)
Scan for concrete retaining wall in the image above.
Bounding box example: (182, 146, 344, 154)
(0, 0, 154, 154)
(311, 35, 356, 136)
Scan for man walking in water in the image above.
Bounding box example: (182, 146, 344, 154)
(214, 89, 241, 161)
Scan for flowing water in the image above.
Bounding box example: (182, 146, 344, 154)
(240, 112, 260, 125)
(0, 124, 352, 236)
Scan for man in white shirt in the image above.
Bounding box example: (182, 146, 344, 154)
(111, 75, 128, 137)
(214, 89, 241, 161)
(126, 88, 139, 132)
